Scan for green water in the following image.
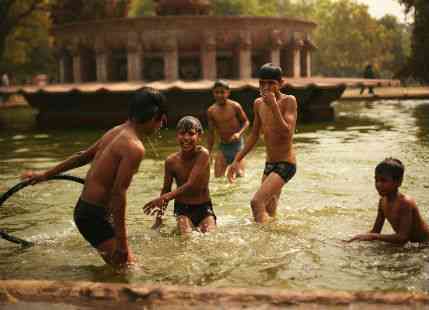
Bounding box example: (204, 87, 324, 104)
(0, 101, 429, 292)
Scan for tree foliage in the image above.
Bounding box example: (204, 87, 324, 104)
(398, 0, 429, 83)
(0, 0, 53, 81)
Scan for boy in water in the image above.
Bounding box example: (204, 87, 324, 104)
(346, 158, 429, 244)
(143, 116, 216, 235)
(207, 80, 249, 177)
(228, 63, 297, 224)
(21, 89, 167, 268)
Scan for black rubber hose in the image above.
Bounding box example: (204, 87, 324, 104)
(0, 174, 85, 247)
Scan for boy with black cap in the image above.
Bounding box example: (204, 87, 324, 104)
(144, 116, 216, 235)
(228, 63, 298, 224)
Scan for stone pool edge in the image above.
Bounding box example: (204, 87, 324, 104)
(1, 280, 429, 309)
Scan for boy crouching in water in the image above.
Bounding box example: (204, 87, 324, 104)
(144, 116, 216, 235)
(346, 158, 429, 244)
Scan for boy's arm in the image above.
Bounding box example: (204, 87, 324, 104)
(162, 150, 209, 202)
(369, 200, 385, 233)
(265, 93, 297, 134)
(234, 100, 261, 163)
(206, 109, 216, 154)
(234, 102, 250, 138)
(345, 200, 385, 243)
(150, 159, 174, 229)
(109, 148, 143, 265)
(22, 139, 100, 183)
(227, 101, 261, 183)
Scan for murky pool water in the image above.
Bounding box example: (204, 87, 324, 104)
(1, 100, 429, 292)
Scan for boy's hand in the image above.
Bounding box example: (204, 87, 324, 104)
(143, 196, 168, 216)
(227, 162, 239, 183)
(230, 133, 240, 142)
(261, 90, 277, 106)
(344, 233, 378, 242)
(21, 170, 47, 185)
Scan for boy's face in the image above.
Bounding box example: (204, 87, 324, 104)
(177, 128, 200, 152)
(259, 79, 282, 95)
(213, 87, 230, 104)
(375, 174, 400, 196)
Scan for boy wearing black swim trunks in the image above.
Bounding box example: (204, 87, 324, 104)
(144, 116, 216, 235)
(228, 63, 297, 224)
(22, 89, 167, 268)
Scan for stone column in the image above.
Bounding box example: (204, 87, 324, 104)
(287, 36, 303, 78)
(164, 35, 178, 81)
(59, 56, 66, 83)
(270, 30, 282, 67)
(302, 49, 311, 77)
(201, 32, 216, 80)
(238, 31, 251, 80)
(71, 46, 82, 83)
(95, 38, 109, 82)
(127, 33, 143, 81)
(292, 48, 301, 78)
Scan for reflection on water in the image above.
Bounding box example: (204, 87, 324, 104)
(1, 100, 429, 292)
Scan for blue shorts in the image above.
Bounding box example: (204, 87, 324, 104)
(219, 138, 244, 165)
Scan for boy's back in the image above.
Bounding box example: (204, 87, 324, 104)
(82, 124, 144, 207)
(380, 193, 429, 243)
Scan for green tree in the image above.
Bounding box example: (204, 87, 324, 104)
(128, 0, 155, 16)
(398, 0, 429, 83)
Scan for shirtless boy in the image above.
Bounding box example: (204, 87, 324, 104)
(21, 89, 167, 267)
(346, 158, 429, 244)
(144, 116, 216, 235)
(207, 80, 249, 177)
(228, 63, 298, 224)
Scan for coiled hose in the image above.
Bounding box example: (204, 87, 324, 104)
(0, 175, 85, 247)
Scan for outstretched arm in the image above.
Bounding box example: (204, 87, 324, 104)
(345, 201, 385, 242)
(21, 139, 100, 183)
(148, 159, 174, 230)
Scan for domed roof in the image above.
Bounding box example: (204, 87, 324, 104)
(155, 0, 212, 16)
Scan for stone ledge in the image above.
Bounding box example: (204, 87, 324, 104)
(1, 280, 429, 309)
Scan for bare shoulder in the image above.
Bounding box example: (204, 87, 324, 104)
(228, 99, 242, 108)
(399, 193, 417, 209)
(207, 103, 217, 114)
(197, 146, 210, 158)
(280, 94, 297, 108)
(166, 152, 180, 164)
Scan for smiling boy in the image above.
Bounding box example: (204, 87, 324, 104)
(228, 63, 298, 224)
(346, 158, 429, 244)
(144, 116, 216, 234)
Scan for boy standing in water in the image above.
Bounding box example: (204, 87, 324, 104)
(207, 80, 250, 177)
(228, 63, 297, 224)
(144, 116, 216, 235)
(346, 158, 429, 244)
(22, 89, 167, 268)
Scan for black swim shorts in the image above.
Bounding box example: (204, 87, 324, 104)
(174, 200, 217, 227)
(263, 161, 297, 183)
(73, 198, 115, 248)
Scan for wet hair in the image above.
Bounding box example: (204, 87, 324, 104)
(375, 157, 404, 182)
(176, 116, 203, 134)
(212, 79, 230, 90)
(128, 88, 167, 123)
(258, 63, 283, 81)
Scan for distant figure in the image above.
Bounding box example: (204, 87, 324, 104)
(360, 64, 376, 95)
(21, 89, 167, 269)
(346, 158, 429, 244)
(228, 63, 298, 224)
(1, 73, 10, 87)
(144, 116, 216, 235)
(207, 80, 250, 178)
